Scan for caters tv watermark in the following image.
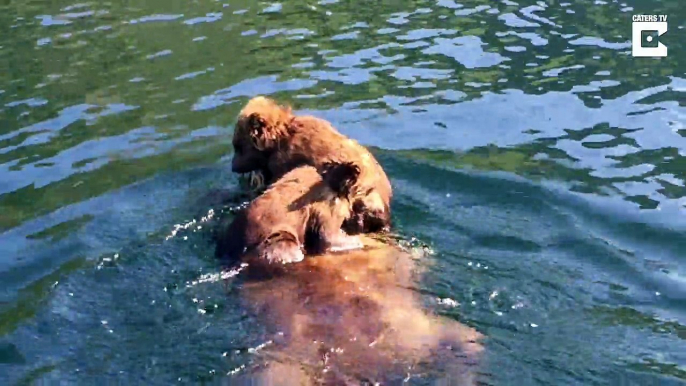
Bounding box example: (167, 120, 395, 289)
(632, 14, 668, 57)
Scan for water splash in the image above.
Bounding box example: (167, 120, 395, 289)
(247, 340, 273, 355)
(96, 253, 120, 270)
(185, 263, 248, 288)
(165, 208, 215, 241)
(437, 297, 459, 308)
(227, 364, 246, 376)
(394, 236, 435, 259)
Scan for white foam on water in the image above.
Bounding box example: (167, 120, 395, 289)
(165, 208, 215, 241)
(185, 263, 248, 288)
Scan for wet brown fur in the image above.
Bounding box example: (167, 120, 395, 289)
(215, 163, 364, 271)
(228, 235, 483, 385)
(231, 96, 393, 235)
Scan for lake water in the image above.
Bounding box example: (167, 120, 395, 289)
(1, 0, 685, 384)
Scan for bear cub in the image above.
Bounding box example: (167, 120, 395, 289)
(230, 96, 393, 235)
(215, 162, 364, 271)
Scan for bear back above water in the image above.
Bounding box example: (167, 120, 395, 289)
(215, 163, 365, 270)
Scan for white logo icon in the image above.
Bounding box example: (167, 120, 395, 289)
(632, 15, 668, 57)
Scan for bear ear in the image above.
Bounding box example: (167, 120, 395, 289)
(321, 162, 361, 197)
(247, 113, 270, 151)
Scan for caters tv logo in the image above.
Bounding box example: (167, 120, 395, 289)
(632, 14, 668, 57)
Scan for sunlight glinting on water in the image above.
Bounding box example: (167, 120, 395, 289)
(164, 208, 216, 241)
(186, 263, 248, 289)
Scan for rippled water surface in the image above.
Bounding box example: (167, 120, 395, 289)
(1, 0, 685, 384)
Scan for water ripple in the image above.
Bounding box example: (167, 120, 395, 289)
(129, 14, 184, 24)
